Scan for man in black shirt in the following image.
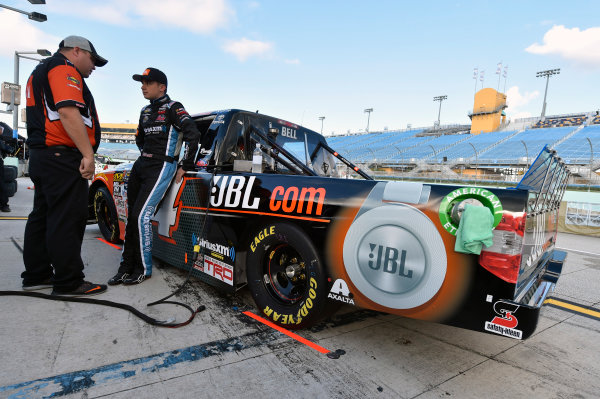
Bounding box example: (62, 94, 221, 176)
(109, 68, 200, 285)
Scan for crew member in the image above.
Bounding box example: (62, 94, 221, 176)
(22, 36, 108, 296)
(108, 68, 200, 285)
(0, 122, 15, 212)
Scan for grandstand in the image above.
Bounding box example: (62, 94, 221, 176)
(326, 111, 600, 187)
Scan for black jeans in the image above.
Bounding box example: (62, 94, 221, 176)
(22, 147, 88, 290)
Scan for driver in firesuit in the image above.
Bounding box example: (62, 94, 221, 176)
(108, 67, 200, 285)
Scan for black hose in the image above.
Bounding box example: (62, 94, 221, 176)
(2, 169, 217, 328)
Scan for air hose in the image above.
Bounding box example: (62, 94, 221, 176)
(1, 168, 217, 328)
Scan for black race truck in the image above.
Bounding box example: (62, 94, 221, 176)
(91, 109, 569, 339)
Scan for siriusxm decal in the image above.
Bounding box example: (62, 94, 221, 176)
(199, 238, 235, 261)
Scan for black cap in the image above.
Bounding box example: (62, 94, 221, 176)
(59, 35, 108, 67)
(132, 68, 168, 86)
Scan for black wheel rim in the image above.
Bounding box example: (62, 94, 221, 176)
(263, 244, 307, 305)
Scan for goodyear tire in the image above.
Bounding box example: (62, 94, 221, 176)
(3, 165, 17, 182)
(5, 180, 16, 197)
(94, 186, 121, 243)
(246, 223, 330, 329)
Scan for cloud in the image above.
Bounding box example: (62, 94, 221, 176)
(505, 86, 539, 120)
(526, 25, 600, 67)
(0, 10, 60, 57)
(284, 59, 300, 65)
(47, 0, 234, 34)
(506, 86, 539, 109)
(222, 38, 273, 61)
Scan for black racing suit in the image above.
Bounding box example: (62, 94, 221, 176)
(119, 94, 200, 277)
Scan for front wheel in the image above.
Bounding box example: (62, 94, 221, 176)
(246, 223, 331, 329)
(94, 186, 122, 243)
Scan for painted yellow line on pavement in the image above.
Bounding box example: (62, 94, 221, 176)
(545, 298, 600, 320)
(0, 217, 28, 220)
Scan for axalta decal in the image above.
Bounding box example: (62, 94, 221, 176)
(484, 301, 523, 339)
(438, 187, 503, 235)
(262, 277, 318, 325)
(193, 254, 234, 286)
(210, 175, 326, 217)
(328, 279, 355, 305)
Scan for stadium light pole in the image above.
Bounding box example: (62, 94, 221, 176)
(318, 116, 325, 135)
(364, 108, 373, 133)
(0, 4, 47, 21)
(536, 68, 560, 119)
(13, 50, 51, 131)
(433, 95, 447, 129)
(586, 137, 593, 191)
(468, 142, 478, 180)
(520, 140, 529, 169)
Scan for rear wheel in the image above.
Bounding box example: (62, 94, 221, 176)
(94, 186, 122, 243)
(3, 165, 17, 182)
(5, 180, 16, 197)
(246, 223, 331, 329)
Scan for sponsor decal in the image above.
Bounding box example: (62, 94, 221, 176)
(197, 238, 235, 261)
(210, 176, 260, 209)
(328, 279, 355, 305)
(155, 116, 166, 122)
(484, 301, 523, 339)
(368, 244, 412, 278)
(144, 126, 163, 134)
(281, 126, 297, 139)
(263, 277, 318, 325)
(277, 119, 298, 129)
(210, 175, 327, 217)
(356, 226, 425, 295)
(269, 186, 325, 216)
(438, 187, 503, 235)
(193, 254, 234, 286)
(66, 75, 80, 85)
(250, 226, 275, 252)
(66, 84, 81, 91)
(113, 172, 125, 182)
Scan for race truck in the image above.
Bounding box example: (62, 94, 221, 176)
(90, 109, 570, 340)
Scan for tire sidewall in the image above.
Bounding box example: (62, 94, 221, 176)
(94, 186, 121, 243)
(246, 223, 328, 329)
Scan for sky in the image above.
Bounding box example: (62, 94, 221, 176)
(1, 0, 600, 137)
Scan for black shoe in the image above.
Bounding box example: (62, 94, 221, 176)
(52, 281, 107, 296)
(108, 272, 129, 285)
(0, 205, 10, 212)
(22, 278, 53, 291)
(122, 273, 151, 285)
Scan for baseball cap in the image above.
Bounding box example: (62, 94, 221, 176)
(58, 35, 108, 67)
(132, 68, 168, 86)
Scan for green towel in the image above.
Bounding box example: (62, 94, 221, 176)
(454, 204, 494, 255)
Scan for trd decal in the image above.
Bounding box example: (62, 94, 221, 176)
(484, 301, 523, 339)
(193, 254, 234, 286)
